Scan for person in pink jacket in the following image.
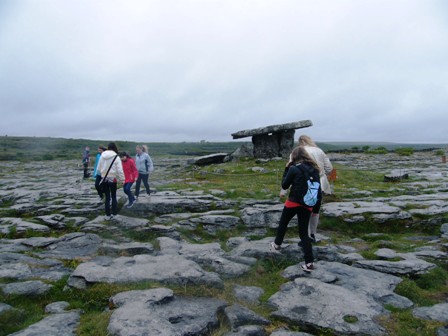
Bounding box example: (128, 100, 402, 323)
(119, 152, 139, 208)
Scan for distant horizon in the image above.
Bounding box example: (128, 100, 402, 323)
(1, 134, 447, 146)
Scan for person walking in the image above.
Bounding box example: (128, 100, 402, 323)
(82, 146, 91, 178)
(97, 142, 125, 220)
(271, 146, 322, 272)
(119, 151, 138, 208)
(135, 144, 154, 199)
(298, 135, 333, 243)
(93, 145, 107, 201)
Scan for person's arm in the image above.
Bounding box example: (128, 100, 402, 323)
(323, 153, 333, 175)
(115, 158, 125, 184)
(147, 156, 154, 173)
(97, 156, 104, 176)
(281, 154, 296, 190)
(131, 161, 138, 181)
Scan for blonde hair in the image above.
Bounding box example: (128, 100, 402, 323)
(136, 145, 149, 153)
(291, 146, 320, 172)
(298, 135, 317, 147)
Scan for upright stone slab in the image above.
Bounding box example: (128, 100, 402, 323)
(231, 120, 312, 158)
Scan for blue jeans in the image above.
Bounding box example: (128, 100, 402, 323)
(274, 206, 314, 264)
(135, 173, 150, 196)
(103, 181, 118, 216)
(123, 182, 135, 205)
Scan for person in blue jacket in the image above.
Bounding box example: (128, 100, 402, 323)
(93, 145, 107, 200)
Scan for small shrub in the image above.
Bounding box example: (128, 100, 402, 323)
(395, 148, 414, 156)
(343, 315, 359, 323)
(394, 278, 436, 306)
(415, 266, 448, 291)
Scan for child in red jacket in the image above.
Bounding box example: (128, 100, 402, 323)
(119, 152, 139, 208)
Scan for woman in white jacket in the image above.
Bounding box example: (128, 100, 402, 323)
(97, 142, 125, 220)
(298, 135, 333, 242)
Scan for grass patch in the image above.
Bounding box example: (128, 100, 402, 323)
(379, 310, 444, 336)
(77, 311, 112, 336)
(163, 159, 282, 200)
(395, 277, 438, 306)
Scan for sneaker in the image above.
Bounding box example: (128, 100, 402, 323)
(310, 234, 316, 243)
(109, 215, 115, 220)
(270, 242, 281, 251)
(127, 200, 136, 208)
(301, 263, 314, 273)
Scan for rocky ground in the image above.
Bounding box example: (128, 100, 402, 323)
(0, 153, 447, 335)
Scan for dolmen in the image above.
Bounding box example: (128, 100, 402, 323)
(231, 120, 313, 158)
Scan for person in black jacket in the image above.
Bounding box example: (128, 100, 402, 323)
(270, 146, 322, 273)
(82, 146, 90, 178)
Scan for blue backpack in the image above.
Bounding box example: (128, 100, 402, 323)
(298, 164, 321, 206)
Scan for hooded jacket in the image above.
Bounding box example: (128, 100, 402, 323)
(97, 150, 125, 183)
(122, 157, 139, 183)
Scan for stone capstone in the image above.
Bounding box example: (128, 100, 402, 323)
(231, 120, 313, 158)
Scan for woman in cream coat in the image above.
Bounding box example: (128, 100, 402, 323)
(298, 135, 333, 242)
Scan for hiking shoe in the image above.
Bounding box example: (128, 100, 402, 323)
(270, 242, 281, 251)
(301, 263, 314, 273)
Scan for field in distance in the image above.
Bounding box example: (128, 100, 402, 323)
(0, 136, 446, 161)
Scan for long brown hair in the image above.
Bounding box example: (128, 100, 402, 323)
(291, 146, 320, 172)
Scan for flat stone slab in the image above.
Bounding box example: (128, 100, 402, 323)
(190, 153, 228, 166)
(108, 288, 226, 336)
(268, 277, 387, 335)
(0, 280, 53, 296)
(322, 201, 412, 222)
(8, 310, 81, 336)
(128, 191, 234, 216)
(413, 303, 448, 323)
(68, 254, 223, 289)
(354, 250, 436, 276)
(282, 261, 413, 309)
(231, 120, 312, 139)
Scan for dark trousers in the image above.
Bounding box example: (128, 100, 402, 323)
(274, 206, 314, 264)
(123, 182, 135, 205)
(94, 175, 103, 199)
(135, 173, 150, 196)
(83, 163, 90, 178)
(104, 182, 118, 216)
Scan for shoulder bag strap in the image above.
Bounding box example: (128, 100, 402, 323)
(103, 155, 118, 179)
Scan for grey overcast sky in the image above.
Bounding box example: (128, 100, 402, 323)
(1, 0, 447, 143)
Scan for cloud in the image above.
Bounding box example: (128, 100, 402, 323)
(0, 0, 447, 143)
